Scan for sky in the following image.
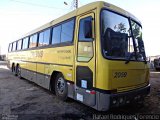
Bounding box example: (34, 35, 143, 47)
(0, 0, 160, 56)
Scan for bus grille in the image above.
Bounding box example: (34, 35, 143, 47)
(117, 83, 148, 93)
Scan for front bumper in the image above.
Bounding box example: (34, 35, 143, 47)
(110, 84, 150, 108)
(96, 84, 150, 111)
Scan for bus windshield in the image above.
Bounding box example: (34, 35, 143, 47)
(131, 20, 146, 61)
(101, 10, 146, 61)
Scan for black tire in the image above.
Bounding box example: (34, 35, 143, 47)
(55, 73, 68, 101)
(12, 64, 14, 72)
(12, 64, 17, 76)
(17, 65, 22, 79)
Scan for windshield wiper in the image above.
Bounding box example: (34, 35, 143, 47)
(143, 57, 147, 64)
(144, 59, 147, 64)
(125, 52, 147, 64)
(125, 52, 135, 64)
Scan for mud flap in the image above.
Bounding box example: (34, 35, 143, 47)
(67, 82, 74, 99)
(75, 87, 96, 106)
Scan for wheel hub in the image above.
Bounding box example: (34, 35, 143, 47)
(57, 77, 65, 94)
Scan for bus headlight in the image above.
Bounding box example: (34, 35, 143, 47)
(126, 100, 130, 104)
(119, 97, 124, 104)
(113, 99, 117, 104)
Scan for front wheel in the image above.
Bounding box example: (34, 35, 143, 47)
(55, 73, 68, 101)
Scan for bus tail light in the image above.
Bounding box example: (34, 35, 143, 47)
(86, 90, 96, 94)
(90, 90, 96, 94)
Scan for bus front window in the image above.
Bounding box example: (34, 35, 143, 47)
(101, 10, 146, 62)
(101, 10, 135, 60)
(131, 20, 146, 61)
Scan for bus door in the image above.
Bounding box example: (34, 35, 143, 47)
(75, 12, 96, 106)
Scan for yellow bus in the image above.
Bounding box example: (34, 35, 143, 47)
(7, 1, 150, 111)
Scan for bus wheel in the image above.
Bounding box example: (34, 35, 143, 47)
(55, 73, 68, 101)
(12, 64, 17, 76)
(17, 65, 22, 79)
(12, 64, 15, 72)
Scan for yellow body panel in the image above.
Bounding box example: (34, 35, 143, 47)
(96, 55, 149, 92)
(8, 45, 74, 82)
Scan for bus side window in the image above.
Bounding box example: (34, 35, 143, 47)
(17, 40, 22, 50)
(39, 32, 44, 47)
(38, 29, 50, 46)
(52, 25, 61, 45)
(12, 42, 17, 51)
(22, 37, 29, 49)
(79, 16, 93, 41)
(8, 43, 12, 52)
(43, 29, 50, 45)
(29, 34, 37, 48)
(61, 19, 74, 43)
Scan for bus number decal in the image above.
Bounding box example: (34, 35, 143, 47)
(114, 72, 127, 78)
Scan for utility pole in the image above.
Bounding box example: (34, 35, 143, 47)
(75, 0, 78, 9)
(0, 45, 1, 60)
(64, 0, 78, 9)
(0, 45, 1, 55)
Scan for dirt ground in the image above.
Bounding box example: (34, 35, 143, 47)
(0, 61, 160, 120)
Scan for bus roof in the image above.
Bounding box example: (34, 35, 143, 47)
(20, 1, 141, 39)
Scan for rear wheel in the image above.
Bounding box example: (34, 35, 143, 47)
(12, 64, 17, 76)
(17, 65, 22, 79)
(55, 73, 68, 101)
(12, 64, 14, 72)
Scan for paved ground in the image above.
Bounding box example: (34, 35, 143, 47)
(0, 61, 160, 120)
